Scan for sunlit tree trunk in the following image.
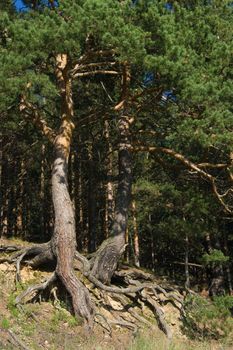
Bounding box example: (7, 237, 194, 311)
(74, 144, 84, 251)
(132, 198, 140, 267)
(49, 54, 93, 324)
(39, 145, 46, 240)
(125, 227, 130, 263)
(104, 120, 114, 238)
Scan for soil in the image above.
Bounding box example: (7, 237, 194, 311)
(0, 238, 232, 350)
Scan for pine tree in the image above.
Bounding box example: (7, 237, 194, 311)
(0, 0, 232, 329)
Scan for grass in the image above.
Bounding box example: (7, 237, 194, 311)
(1, 318, 10, 330)
(128, 331, 232, 350)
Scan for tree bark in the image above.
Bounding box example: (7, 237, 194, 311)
(50, 54, 94, 325)
(184, 233, 190, 289)
(75, 143, 84, 251)
(16, 160, 24, 237)
(91, 64, 132, 284)
(104, 120, 114, 238)
(223, 232, 233, 294)
(91, 137, 132, 284)
(132, 199, 140, 267)
(51, 139, 93, 323)
(205, 233, 225, 297)
(87, 144, 97, 253)
(40, 145, 46, 240)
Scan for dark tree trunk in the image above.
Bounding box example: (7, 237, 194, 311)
(223, 232, 233, 294)
(91, 64, 132, 284)
(205, 233, 225, 297)
(209, 263, 225, 297)
(184, 233, 190, 289)
(87, 145, 97, 253)
(91, 116, 132, 284)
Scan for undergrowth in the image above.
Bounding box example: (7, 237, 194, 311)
(183, 294, 233, 341)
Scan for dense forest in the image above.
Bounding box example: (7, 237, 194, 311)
(0, 0, 233, 348)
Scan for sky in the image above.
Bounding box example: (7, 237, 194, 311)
(14, 0, 25, 10)
(14, 0, 60, 11)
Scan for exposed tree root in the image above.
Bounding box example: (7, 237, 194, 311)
(0, 243, 185, 340)
(90, 236, 126, 284)
(141, 290, 172, 340)
(56, 267, 94, 329)
(0, 242, 52, 267)
(95, 313, 112, 335)
(0, 245, 24, 253)
(15, 272, 57, 305)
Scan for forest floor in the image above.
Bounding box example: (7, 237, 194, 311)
(0, 238, 232, 350)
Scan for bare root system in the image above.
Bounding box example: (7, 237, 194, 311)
(0, 243, 184, 339)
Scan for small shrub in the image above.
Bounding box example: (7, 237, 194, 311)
(7, 293, 19, 318)
(1, 318, 10, 329)
(183, 294, 233, 339)
(202, 250, 229, 265)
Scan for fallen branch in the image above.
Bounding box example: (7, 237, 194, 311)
(173, 261, 203, 268)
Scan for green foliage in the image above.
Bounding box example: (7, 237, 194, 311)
(22, 321, 36, 337)
(184, 294, 233, 339)
(0, 0, 16, 15)
(50, 309, 79, 331)
(1, 317, 10, 329)
(7, 293, 19, 318)
(202, 249, 229, 266)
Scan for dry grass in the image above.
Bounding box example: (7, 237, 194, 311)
(128, 331, 233, 350)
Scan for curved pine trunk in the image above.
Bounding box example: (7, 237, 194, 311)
(51, 54, 94, 325)
(51, 140, 93, 323)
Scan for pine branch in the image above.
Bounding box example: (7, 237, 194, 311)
(19, 96, 56, 144)
(72, 70, 119, 78)
(133, 145, 232, 213)
(71, 61, 117, 77)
